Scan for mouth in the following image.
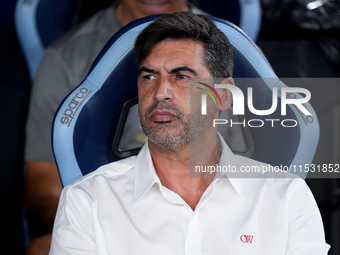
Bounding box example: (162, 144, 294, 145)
(150, 110, 177, 123)
(140, 0, 169, 6)
(138, 0, 171, 13)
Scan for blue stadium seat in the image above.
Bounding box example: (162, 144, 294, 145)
(14, 0, 80, 79)
(52, 15, 319, 187)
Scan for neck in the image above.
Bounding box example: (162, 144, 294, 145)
(149, 128, 220, 210)
(115, 3, 136, 26)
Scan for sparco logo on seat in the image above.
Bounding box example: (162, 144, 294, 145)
(60, 87, 91, 126)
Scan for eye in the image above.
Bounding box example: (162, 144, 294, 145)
(178, 74, 188, 79)
(176, 74, 191, 86)
(143, 74, 157, 80)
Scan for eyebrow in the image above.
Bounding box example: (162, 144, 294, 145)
(170, 66, 198, 76)
(138, 66, 198, 76)
(138, 66, 157, 75)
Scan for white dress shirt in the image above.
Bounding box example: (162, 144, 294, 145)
(49, 135, 330, 255)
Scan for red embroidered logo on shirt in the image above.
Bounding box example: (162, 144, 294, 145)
(240, 235, 254, 243)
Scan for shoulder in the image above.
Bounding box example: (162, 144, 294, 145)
(54, 6, 119, 47)
(37, 5, 121, 86)
(232, 154, 307, 194)
(46, 5, 121, 62)
(66, 155, 137, 190)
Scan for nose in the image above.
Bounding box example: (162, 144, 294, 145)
(154, 78, 172, 102)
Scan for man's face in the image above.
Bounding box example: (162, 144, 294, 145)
(138, 39, 218, 148)
(123, 0, 189, 17)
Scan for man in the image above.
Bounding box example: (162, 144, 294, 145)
(49, 12, 329, 254)
(24, 1, 204, 254)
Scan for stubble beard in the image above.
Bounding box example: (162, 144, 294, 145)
(140, 101, 216, 148)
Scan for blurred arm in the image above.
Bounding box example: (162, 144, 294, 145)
(25, 161, 62, 238)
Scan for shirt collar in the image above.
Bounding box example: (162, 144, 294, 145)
(133, 143, 160, 203)
(216, 132, 243, 197)
(133, 133, 243, 203)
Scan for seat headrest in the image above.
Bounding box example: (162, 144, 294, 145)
(53, 15, 319, 186)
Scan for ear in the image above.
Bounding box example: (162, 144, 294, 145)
(216, 77, 234, 111)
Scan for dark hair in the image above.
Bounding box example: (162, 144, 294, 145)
(134, 12, 233, 78)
